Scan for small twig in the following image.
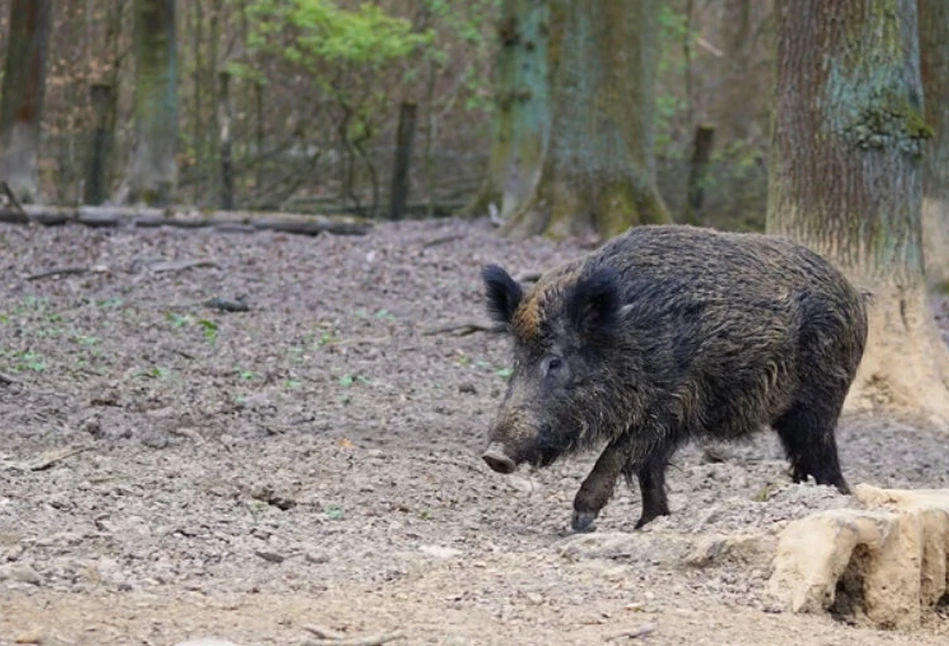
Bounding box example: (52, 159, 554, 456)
(303, 625, 347, 640)
(27, 265, 110, 281)
(0, 371, 18, 385)
(0, 181, 28, 222)
(421, 233, 464, 249)
(20, 445, 93, 471)
(303, 630, 406, 646)
(604, 622, 657, 642)
(147, 258, 221, 274)
(422, 321, 495, 336)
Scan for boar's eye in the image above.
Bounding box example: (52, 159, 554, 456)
(544, 356, 564, 375)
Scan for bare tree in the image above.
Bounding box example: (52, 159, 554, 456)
(768, 0, 949, 421)
(503, 0, 669, 240)
(464, 0, 550, 220)
(0, 0, 52, 203)
(918, 0, 949, 286)
(116, 0, 178, 206)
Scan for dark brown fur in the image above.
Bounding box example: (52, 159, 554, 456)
(481, 225, 868, 532)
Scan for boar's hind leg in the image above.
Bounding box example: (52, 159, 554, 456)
(772, 394, 850, 495)
(624, 453, 673, 530)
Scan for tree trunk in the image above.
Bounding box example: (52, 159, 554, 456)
(218, 70, 234, 210)
(768, 0, 949, 421)
(388, 102, 417, 221)
(0, 0, 52, 204)
(713, 0, 754, 144)
(918, 0, 949, 287)
(503, 0, 670, 240)
(84, 83, 114, 205)
(461, 0, 550, 219)
(684, 124, 715, 224)
(117, 0, 179, 206)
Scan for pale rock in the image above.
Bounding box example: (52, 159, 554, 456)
(767, 483, 949, 629)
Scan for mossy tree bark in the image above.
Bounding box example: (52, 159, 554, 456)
(0, 0, 52, 204)
(768, 0, 949, 421)
(463, 0, 550, 220)
(116, 0, 179, 206)
(503, 0, 670, 240)
(918, 0, 949, 287)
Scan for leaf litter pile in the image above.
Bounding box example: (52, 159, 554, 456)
(1, 219, 948, 645)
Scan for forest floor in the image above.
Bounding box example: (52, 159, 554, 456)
(1, 217, 948, 646)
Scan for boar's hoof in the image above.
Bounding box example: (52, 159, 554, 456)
(571, 510, 598, 533)
(482, 445, 516, 474)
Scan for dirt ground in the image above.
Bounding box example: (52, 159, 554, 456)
(1, 217, 948, 646)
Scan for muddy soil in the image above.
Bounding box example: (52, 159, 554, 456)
(1, 218, 947, 645)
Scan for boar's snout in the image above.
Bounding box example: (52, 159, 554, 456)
(482, 442, 517, 474)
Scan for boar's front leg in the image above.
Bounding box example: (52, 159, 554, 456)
(571, 430, 676, 533)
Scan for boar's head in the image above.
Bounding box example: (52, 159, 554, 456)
(479, 262, 629, 474)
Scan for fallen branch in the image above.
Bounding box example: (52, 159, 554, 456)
(422, 321, 496, 336)
(17, 445, 93, 472)
(302, 630, 406, 646)
(303, 625, 347, 640)
(421, 233, 464, 249)
(0, 371, 17, 385)
(146, 258, 221, 274)
(27, 265, 110, 281)
(604, 622, 657, 642)
(0, 204, 373, 237)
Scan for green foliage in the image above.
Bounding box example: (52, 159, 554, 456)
(247, 0, 431, 68)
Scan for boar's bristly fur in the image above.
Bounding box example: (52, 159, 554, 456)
(480, 224, 868, 532)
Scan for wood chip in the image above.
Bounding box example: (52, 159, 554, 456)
(604, 622, 657, 641)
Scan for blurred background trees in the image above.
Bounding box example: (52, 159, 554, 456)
(0, 0, 775, 225)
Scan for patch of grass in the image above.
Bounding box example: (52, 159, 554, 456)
(288, 347, 306, 364)
(197, 319, 218, 344)
(316, 330, 340, 348)
(324, 504, 344, 520)
(495, 366, 513, 380)
(167, 312, 190, 328)
(95, 297, 124, 309)
(374, 308, 395, 321)
(237, 368, 257, 380)
(134, 365, 173, 379)
(283, 378, 302, 390)
(7, 350, 46, 373)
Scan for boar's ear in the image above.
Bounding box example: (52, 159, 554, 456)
(482, 264, 524, 327)
(567, 266, 620, 338)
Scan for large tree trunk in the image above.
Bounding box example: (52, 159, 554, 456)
(462, 0, 550, 220)
(918, 0, 949, 287)
(503, 0, 669, 240)
(0, 0, 52, 204)
(768, 0, 949, 421)
(116, 0, 179, 206)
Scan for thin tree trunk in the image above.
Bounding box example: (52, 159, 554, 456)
(255, 79, 264, 196)
(918, 0, 949, 287)
(189, 0, 204, 204)
(461, 0, 550, 220)
(218, 70, 234, 210)
(0, 0, 53, 203)
(84, 83, 114, 205)
(117, 0, 178, 206)
(713, 0, 753, 144)
(684, 124, 715, 224)
(503, 0, 670, 240)
(768, 0, 949, 421)
(388, 102, 417, 221)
